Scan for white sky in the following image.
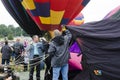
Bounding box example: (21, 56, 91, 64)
(0, 0, 120, 27)
(82, 0, 120, 23)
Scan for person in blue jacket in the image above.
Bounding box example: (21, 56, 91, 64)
(27, 35, 45, 80)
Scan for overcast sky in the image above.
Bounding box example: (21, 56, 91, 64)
(0, 0, 120, 27)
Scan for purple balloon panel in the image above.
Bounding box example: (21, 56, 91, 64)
(69, 42, 81, 53)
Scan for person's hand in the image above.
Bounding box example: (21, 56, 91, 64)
(61, 25, 66, 32)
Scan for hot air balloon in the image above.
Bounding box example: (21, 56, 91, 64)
(69, 13, 84, 26)
(19, 0, 90, 31)
(104, 5, 120, 19)
(2, 0, 90, 80)
(1, 0, 45, 36)
(66, 5, 120, 79)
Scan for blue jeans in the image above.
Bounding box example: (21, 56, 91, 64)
(53, 64, 68, 80)
(2, 59, 10, 65)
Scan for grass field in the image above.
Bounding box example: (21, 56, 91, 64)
(19, 70, 45, 80)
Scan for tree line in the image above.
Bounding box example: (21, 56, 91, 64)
(0, 24, 28, 40)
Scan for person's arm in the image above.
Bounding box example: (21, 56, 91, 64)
(21, 43, 25, 52)
(20, 43, 25, 56)
(12, 44, 15, 52)
(40, 42, 45, 52)
(41, 41, 49, 52)
(9, 46, 12, 53)
(64, 30, 72, 40)
(48, 42, 56, 56)
(1, 47, 3, 54)
(10, 46, 14, 52)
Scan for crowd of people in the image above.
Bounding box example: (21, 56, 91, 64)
(0, 29, 72, 80)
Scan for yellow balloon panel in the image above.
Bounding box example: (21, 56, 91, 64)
(39, 17, 51, 24)
(21, 2, 27, 9)
(50, 10, 65, 25)
(22, 0, 36, 10)
(74, 20, 84, 24)
(39, 10, 65, 25)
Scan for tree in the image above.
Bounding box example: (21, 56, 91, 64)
(0, 24, 32, 38)
(8, 25, 15, 35)
(0, 24, 8, 37)
(15, 27, 28, 36)
(8, 34, 14, 40)
(0, 35, 3, 39)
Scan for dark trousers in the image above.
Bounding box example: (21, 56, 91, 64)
(2, 59, 10, 65)
(23, 63, 28, 71)
(29, 55, 41, 80)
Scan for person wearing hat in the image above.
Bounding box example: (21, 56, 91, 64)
(48, 29, 72, 80)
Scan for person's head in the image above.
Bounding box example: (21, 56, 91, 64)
(32, 35, 39, 43)
(5, 41, 8, 45)
(54, 29, 61, 37)
(16, 38, 20, 42)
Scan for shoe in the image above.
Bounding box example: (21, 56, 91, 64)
(29, 78, 33, 80)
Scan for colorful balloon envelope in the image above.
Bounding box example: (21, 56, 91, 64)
(20, 0, 90, 31)
(69, 13, 84, 26)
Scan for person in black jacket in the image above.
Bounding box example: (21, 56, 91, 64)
(48, 29, 72, 80)
(1, 41, 12, 65)
(13, 38, 25, 64)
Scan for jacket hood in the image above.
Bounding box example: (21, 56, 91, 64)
(52, 36, 64, 46)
